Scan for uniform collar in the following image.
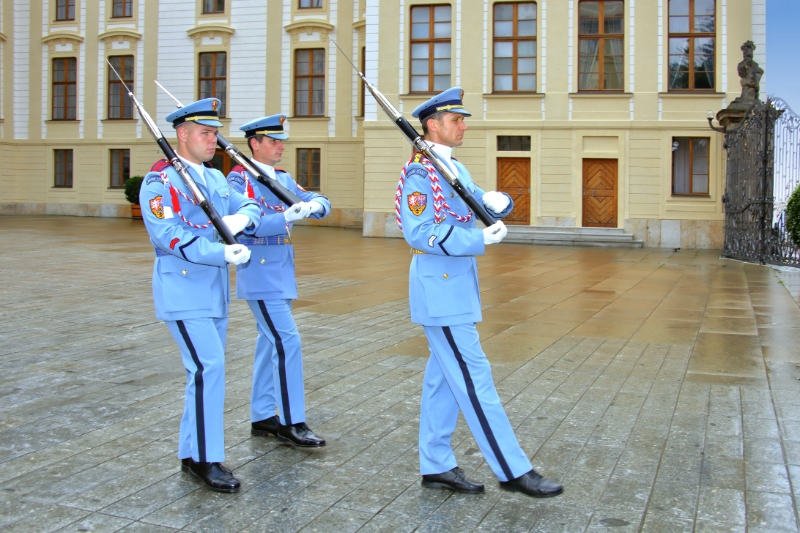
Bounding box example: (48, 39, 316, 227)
(251, 159, 277, 180)
(427, 142, 458, 177)
(178, 156, 207, 187)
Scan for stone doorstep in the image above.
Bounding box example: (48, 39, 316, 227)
(505, 225, 644, 248)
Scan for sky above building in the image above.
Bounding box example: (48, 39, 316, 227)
(767, 0, 799, 111)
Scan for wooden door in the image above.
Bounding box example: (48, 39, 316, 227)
(582, 158, 618, 227)
(497, 158, 530, 225)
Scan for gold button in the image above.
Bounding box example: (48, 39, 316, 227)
(443, 273, 449, 279)
(450, 193, 454, 198)
(181, 270, 188, 276)
(260, 259, 266, 264)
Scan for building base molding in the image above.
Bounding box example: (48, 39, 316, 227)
(624, 218, 723, 249)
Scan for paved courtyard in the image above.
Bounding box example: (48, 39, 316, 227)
(1, 215, 799, 533)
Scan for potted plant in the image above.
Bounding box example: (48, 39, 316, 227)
(125, 175, 145, 219)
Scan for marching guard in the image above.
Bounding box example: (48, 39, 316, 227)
(140, 98, 260, 493)
(396, 87, 563, 497)
(226, 114, 330, 447)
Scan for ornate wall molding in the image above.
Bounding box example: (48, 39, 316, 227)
(186, 24, 235, 46)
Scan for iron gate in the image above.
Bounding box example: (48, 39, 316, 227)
(722, 97, 800, 267)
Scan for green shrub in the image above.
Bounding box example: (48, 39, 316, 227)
(787, 183, 800, 247)
(124, 176, 144, 205)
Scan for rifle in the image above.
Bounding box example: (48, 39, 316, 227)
(106, 60, 238, 245)
(329, 38, 496, 226)
(154, 81, 302, 207)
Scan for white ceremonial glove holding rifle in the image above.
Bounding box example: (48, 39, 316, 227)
(224, 244, 251, 265)
(222, 214, 252, 235)
(284, 202, 313, 222)
(483, 221, 508, 245)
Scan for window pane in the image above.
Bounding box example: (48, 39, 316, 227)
(694, 37, 714, 57)
(692, 174, 708, 193)
(433, 75, 450, 91)
(605, 1, 624, 16)
(695, 15, 714, 32)
(312, 50, 325, 74)
(579, 39, 600, 56)
(411, 43, 429, 59)
(580, 1, 599, 17)
(433, 59, 451, 75)
(494, 41, 513, 58)
(694, 0, 715, 16)
(580, 73, 598, 90)
(495, 58, 513, 75)
(604, 72, 623, 90)
(669, 16, 689, 33)
(494, 4, 513, 20)
(519, 3, 537, 20)
(517, 57, 536, 74)
(669, 37, 690, 55)
(411, 76, 429, 91)
(296, 51, 310, 75)
(494, 75, 513, 91)
(605, 17, 623, 34)
(433, 5, 451, 22)
(67, 59, 77, 82)
(518, 40, 536, 57)
(54, 60, 65, 82)
(215, 54, 226, 77)
(518, 74, 536, 90)
(411, 59, 429, 75)
(669, 0, 689, 16)
(411, 6, 430, 23)
(694, 69, 714, 89)
(692, 155, 708, 176)
(494, 21, 514, 37)
(433, 21, 451, 38)
(411, 23, 430, 39)
(518, 20, 536, 37)
(433, 42, 450, 59)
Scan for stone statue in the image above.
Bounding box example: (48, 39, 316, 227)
(736, 40, 763, 104)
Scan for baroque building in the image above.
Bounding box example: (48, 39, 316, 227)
(0, 0, 768, 248)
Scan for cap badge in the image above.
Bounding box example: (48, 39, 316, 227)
(211, 100, 219, 112)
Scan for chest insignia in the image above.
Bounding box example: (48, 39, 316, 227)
(407, 191, 427, 216)
(149, 196, 164, 219)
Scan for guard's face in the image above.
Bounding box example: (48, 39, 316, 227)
(429, 113, 468, 148)
(179, 123, 219, 163)
(252, 137, 285, 166)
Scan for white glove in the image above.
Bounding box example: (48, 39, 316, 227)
(222, 213, 251, 235)
(482, 191, 510, 214)
(284, 202, 313, 222)
(224, 244, 251, 265)
(483, 221, 507, 245)
(308, 200, 324, 215)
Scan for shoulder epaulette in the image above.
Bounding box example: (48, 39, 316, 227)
(150, 158, 170, 172)
(230, 165, 246, 174)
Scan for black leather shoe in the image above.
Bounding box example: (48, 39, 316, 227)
(422, 467, 484, 494)
(276, 422, 326, 448)
(187, 461, 241, 493)
(180, 458, 192, 473)
(499, 469, 563, 498)
(251, 415, 280, 437)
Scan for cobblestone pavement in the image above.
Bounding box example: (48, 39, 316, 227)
(1, 216, 799, 533)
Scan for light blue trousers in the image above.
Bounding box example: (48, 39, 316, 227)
(420, 324, 532, 482)
(166, 317, 228, 463)
(247, 299, 306, 426)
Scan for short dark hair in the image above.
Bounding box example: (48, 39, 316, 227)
(420, 111, 447, 136)
(247, 134, 267, 155)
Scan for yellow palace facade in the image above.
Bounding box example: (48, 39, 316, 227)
(0, 0, 767, 248)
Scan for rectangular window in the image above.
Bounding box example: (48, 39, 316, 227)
(493, 2, 537, 92)
(54, 150, 73, 188)
(202, 0, 225, 14)
(112, 0, 133, 18)
(668, 0, 715, 90)
(497, 136, 532, 151)
(56, 0, 75, 21)
(579, 0, 624, 91)
(299, 0, 323, 7)
(410, 5, 452, 93)
(672, 137, 709, 195)
(294, 49, 325, 116)
(110, 149, 131, 188)
(108, 55, 134, 119)
(297, 148, 321, 190)
(53, 58, 77, 120)
(198, 52, 227, 117)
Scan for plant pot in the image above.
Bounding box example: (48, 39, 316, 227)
(131, 204, 143, 220)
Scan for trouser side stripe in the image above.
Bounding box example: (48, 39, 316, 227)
(258, 300, 292, 425)
(177, 320, 207, 463)
(442, 326, 514, 480)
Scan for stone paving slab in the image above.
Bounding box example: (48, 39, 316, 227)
(0, 216, 799, 532)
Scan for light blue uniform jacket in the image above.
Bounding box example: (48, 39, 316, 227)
(400, 156, 513, 327)
(140, 160, 260, 321)
(226, 166, 330, 300)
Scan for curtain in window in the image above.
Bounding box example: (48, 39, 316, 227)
(673, 138, 690, 194)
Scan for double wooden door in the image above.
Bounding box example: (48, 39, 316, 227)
(582, 158, 618, 228)
(497, 158, 530, 225)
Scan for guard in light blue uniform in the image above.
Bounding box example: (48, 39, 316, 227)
(140, 98, 260, 492)
(226, 114, 330, 447)
(397, 87, 563, 498)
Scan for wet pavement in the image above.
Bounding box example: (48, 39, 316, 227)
(0, 215, 799, 532)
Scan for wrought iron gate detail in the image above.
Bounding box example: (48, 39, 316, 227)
(722, 97, 800, 267)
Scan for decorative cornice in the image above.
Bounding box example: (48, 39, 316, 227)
(186, 24, 235, 38)
(353, 19, 366, 30)
(98, 29, 142, 42)
(42, 31, 85, 44)
(284, 20, 335, 33)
